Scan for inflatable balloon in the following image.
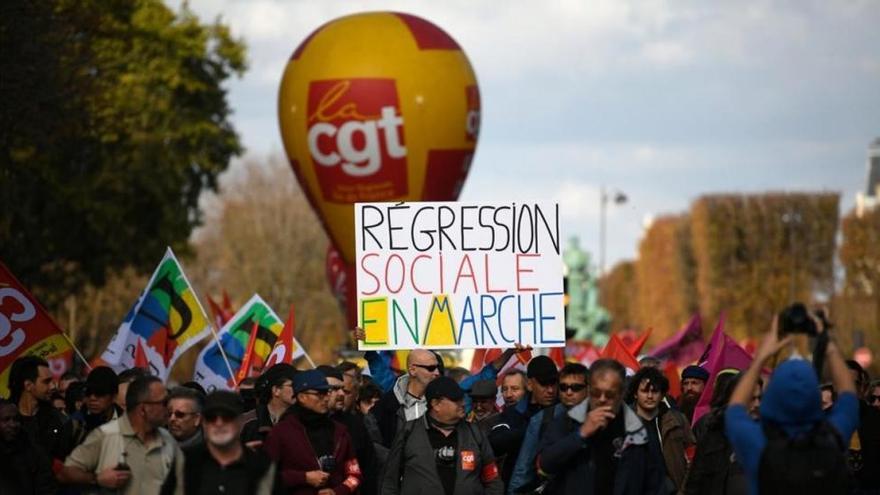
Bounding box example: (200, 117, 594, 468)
(279, 12, 481, 265)
(325, 244, 356, 325)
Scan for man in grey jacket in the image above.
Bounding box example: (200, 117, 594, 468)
(380, 376, 503, 495)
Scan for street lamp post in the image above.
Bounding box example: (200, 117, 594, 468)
(599, 187, 628, 277)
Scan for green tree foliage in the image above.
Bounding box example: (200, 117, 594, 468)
(635, 215, 698, 344)
(0, 0, 246, 304)
(690, 193, 839, 338)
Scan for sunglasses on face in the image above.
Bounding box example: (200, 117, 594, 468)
(413, 364, 439, 373)
(559, 383, 587, 393)
(590, 389, 618, 400)
(169, 410, 197, 419)
(203, 413, 236, 423)
(870, 395, 880, 403)
(301, 390, 329, 397)
(329, 385, 344, 392)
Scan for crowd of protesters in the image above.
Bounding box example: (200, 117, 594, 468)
(2, 313, 879, 495)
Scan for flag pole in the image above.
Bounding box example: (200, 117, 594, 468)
(61, 332, 92, 372)
(209, 322, 238, 387)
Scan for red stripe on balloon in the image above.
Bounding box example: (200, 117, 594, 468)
(394, 13, 461, 50)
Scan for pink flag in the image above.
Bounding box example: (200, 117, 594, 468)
(648, 314, 705, 365)
(691, 314, 753, 424)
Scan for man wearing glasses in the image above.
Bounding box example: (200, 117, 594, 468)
(60, 375, 183, 495)
(166, 386, 204, 449)
(161, 391, 281, 495)
(265, 369, 362, 494)
(536, 359, 665, 495)
(242, 363, 297, 449)
(69, 366, 122, 447)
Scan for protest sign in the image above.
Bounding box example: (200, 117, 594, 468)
(194, 294, 312, 391)
(355, 201, 565, 350)
(0, 261, 75, 396)
(101, 248, 211, 378)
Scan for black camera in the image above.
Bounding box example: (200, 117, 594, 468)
(318, 455, 337, 473)
(778, 303, 818, 336)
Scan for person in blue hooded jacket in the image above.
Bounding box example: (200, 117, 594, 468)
(725, 317, 859, 495)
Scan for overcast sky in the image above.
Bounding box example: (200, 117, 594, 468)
(180, 0, 880, 271)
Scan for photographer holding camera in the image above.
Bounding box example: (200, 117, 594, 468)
(264, 370, 362, 495)
(724, 305, 859, 495)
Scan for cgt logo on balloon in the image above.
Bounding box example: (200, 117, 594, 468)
(355, 201, 566, 351)
(307, 79, 408, 203)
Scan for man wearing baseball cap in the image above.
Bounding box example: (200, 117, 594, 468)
(466, 380, 500, 431)
(264, 369, 362, 494)
(380, 376, 502, 495)
(161, 391, 281, 495)
(70, 366, 122, 447)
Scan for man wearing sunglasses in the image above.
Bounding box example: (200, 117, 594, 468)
(509, 363, 588, 494)
(70, 366, 122, 447)
(373, 349, 443, 448)
(61, 375, 183, 495)
(537, 359, 666, 495)
(166, 386, 204, 449)
(161, 391, 281, 495)
(265, 369, 362, 494)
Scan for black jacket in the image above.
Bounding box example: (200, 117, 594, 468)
(161, 443, 283, 495)
(18, 400, 73, 461)
(241, 404, 276, 446)
(536, 400, 667, 495)
(333, 410, 379, 495)
(379, 415, 503, 495)
(0, 431, 57, 495)
(683, 407, 747, 495)
(487, 394, 548, 486)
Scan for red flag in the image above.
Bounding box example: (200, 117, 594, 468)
(601, 334, 641, 372)
(549, 347, 565, 369)
(222, 290, 234, 314)
(0, 261, 75, 396)
(627, 328, 653, 356)
(265, 305, 296, 367)
(471, 348, 504, 374)
(134, 338, 149, 370)
(663, 361, 681, 401)
(236, 320, 259, 384)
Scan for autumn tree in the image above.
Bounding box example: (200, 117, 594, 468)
(635, 215, 698, 345)
(834, 207, 880, 357)
(189, 156, 346, 364)
(599, 261, 638, 334)
(690, 193, 839, 338)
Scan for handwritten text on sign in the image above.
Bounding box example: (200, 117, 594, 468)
(356, 202, 565, 350)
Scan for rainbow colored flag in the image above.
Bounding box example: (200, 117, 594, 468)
(193, 294, 312, 391)
(101, 248, 211, 378)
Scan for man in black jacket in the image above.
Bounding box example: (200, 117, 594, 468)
(0, 398, 56, 494)
(536, 359, 666, 495)
(241, 363, 297, 449)
(7, 355, 72, 461)
(380, 376, 502, 495)
(162, 391, 281, 495)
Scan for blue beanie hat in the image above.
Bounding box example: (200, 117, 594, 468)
(760, 359, 823, 427)
(681, 365, 709, 382)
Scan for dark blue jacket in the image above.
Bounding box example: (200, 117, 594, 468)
(536, 400, 667, 495)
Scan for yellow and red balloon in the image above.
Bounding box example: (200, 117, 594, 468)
(279, 12, 481, 325)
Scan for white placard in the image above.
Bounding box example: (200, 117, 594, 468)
(355, 201, 565, 350)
